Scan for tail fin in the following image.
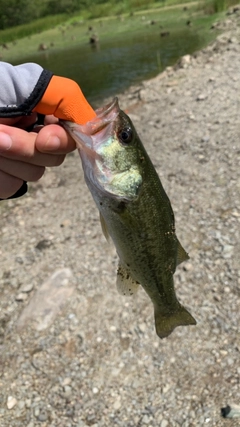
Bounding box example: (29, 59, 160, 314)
(154, 304, 196, 339)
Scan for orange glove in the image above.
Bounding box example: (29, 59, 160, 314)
(33, 76, 96, 124)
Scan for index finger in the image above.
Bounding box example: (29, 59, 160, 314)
(35, 123, 77, 154)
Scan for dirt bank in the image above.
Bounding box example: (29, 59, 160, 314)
(0, 7, 240, 427)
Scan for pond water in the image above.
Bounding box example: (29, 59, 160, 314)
(23, 25, 207, 106)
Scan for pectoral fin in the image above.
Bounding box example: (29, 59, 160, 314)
(117, 264, 140, 296)
(176, 240, 189, 266)
(100, 212, 110, 241)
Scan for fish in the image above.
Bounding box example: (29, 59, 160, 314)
(61, 97, 196, 339)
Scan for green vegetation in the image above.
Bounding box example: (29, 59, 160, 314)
(0, 0, 238, 63)
(0, 15, 69, 44)
(0, 1, 225, 63)
(0, 0, 237, 31)
(0, 0, 80, 30)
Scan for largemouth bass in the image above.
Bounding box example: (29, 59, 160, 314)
(61, 98, 196, 338)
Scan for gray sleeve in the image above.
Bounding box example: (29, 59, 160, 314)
(0, 62, 43, 107)
(0, 61, 53, 117)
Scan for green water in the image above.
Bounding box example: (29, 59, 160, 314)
(22, 26, 208, 107)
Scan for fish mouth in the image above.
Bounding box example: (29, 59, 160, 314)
(60, 97, 120, 154)
(92, 97, 120, 132)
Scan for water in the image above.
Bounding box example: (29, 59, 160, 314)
(23, 26, 206, 106)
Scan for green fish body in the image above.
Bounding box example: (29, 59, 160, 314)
(62, 98, 196, 338)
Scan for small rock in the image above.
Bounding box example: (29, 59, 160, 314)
(25, 399, 32, 408)
(142, 414, 150, 424)
(62, 377, 72, 386)
(86, 413, 96, 423)
(15, 293, 28, 302)
(197, 93, 207, 101)
(18, 400, 25, 409)
(201, 135, 210, 143)
(65, 407, 75, 417)
(77, 421, 88, 427)
(113, 396, 121, 410)
(183, 262, 193, 271)
(228, 37, 237, 43)
(161, 420, 169, 427)
(179, 54, 192, 68)
(222, 244, 234, 258)
(64, 385, 72, 396)
(7, 396, 17, 409)
(139, 322, 147, 333)
(19, 283, 33, 293)
(35, 239, 52, 251)
(34, 406, 40, 417)
(60, 219, 72, 227)
(38, 409, 49, 422)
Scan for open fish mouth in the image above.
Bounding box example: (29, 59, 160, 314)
(92, 97, 120, 132)
(60, 97, 121, 154)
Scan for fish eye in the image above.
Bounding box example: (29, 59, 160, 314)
(118, 127, 133, 144)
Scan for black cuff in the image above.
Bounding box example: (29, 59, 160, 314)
(0, 181, 28, 200)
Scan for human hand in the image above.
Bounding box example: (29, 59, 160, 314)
(0, 114, 76, 199)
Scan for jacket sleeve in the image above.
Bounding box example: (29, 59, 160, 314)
(0, 61, 96, 124)
(0, 61, 53, 118)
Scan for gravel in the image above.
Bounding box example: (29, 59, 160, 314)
(0, 9, 240, 427)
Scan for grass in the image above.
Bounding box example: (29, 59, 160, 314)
(0, 14, 70, 44)
(0, 0, 203, 44)
(0, 1, 227, 63)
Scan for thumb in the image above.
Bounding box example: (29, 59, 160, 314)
(33, 76, 96, 124)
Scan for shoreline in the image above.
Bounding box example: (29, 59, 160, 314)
(110, 7, 240, 112)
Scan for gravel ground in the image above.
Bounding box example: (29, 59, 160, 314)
(1, 9, 240, 427)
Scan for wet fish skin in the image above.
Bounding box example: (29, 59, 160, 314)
(61, 98, 196, 338)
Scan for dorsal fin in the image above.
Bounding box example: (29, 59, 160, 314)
(116, 263, 140, 296)
(176, 240, 189, 266)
